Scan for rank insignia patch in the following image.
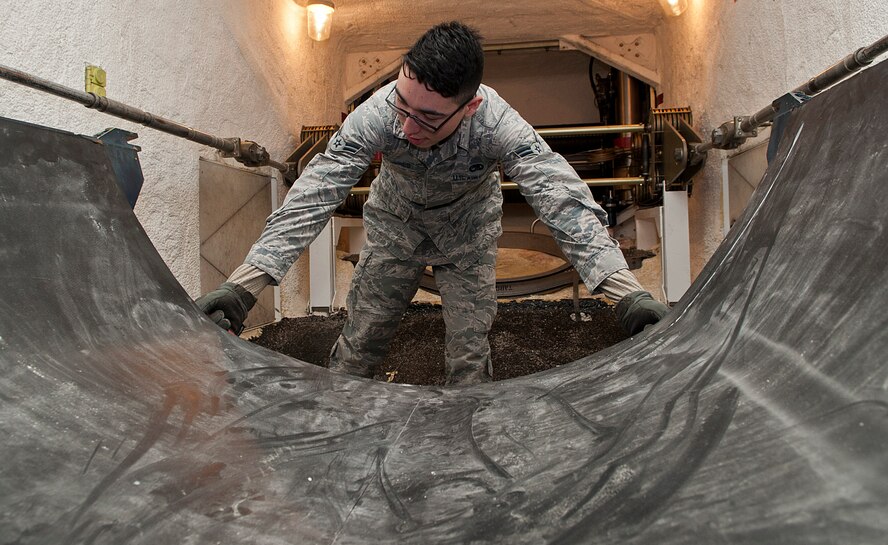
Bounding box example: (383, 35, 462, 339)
(514, 142, 543, 158)
(331, 135, 362, 155)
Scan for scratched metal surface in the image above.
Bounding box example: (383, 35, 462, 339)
(2, 61, 888, 544)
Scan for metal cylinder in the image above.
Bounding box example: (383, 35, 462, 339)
(613, 72, 644, 177)
(616, 72, 644, 128)
(535, 124, 644, 138)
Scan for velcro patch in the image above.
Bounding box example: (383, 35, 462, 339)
(514, 142, 543, 158)
(331, 135, 362, 155)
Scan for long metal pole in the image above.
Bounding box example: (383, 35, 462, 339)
(536, 124, 645, 138)
(740, 34, 888, 134)
(695, 33, 888, 154)
(0, 63, 289, 172)
(344, 177, 645, 196)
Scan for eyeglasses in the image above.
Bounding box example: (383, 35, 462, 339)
(385, 87, 473, 133)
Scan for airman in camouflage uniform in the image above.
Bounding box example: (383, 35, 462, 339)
(196, 22, 669, 385)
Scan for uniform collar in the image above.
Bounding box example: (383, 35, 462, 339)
(388, 96, 473, 156)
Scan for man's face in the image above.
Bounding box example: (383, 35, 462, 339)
(390, 67, 482, 149)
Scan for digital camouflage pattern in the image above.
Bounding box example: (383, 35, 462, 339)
(245, 81, 629, 382)
(328, 242, 497, 385)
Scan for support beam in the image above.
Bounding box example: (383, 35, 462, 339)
(559, 34, 661, 88)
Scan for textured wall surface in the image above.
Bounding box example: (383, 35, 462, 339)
(0, 0, 341, 309)
(657, 0, 888, 278)
(331, 0, 660, 52)
(217, 0, 345, 317)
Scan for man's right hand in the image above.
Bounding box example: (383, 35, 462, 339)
(194, 282, 257, 335)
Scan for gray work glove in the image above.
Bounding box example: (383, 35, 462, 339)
(194, 282, 257, 335)
(615, 290, 669, 335)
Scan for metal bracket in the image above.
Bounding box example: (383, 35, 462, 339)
(220, 137, 271, 168)
(771, 91, 811, 119)
(95, 128, 143, 209)
(710, 116, 758, 151)
(662, 118, 705, 191)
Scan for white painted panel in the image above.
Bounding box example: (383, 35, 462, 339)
(309, 220, 336, 313)
(199, 160, 275, 328)
(726, 140, 770, 230)
(662, 191, 690, 303)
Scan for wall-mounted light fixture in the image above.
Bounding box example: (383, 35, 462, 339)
(658, 0, 688, 17)
(306, 0, 335, 41)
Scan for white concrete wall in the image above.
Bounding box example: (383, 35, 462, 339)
(484, 49, 600, 126)
(0, 0, 343, 317)
(657, 0, 888, 279)
(218, 0, 345, 317)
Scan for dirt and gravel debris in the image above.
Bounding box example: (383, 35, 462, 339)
(249, 298, 628, 386)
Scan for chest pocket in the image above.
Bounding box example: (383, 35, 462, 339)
(444, 155, 495, 198)
(380, 155, 428, 205)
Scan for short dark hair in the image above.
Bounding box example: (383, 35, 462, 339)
(403, 21, 484, 103)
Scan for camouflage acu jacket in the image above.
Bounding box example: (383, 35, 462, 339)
(246, 82, 627, 290)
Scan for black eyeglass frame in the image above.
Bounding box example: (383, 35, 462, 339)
(385, 86, 474, 133)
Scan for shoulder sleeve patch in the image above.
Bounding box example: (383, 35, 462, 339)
(513, 141, 543, 159)
(330, 134, 363, 155)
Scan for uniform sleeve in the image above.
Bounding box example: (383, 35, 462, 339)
(244, 100, 384, 284)
(494, 106, 628, 290)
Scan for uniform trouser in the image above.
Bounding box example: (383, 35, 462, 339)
(328, 243, 498, 385)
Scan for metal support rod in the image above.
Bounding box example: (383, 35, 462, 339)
(344, 177, 645, 196)
(533, 177, 646, 188)
(0, 63, 289, 173)
(740, 33, 888, 134)
(536, 124, 645, 138)
(696, 33, 888, 154)
(483, 40, 561, 53)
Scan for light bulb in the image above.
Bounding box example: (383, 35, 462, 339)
(658, 0, 688, 17)
(306, 0, 334, 41)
